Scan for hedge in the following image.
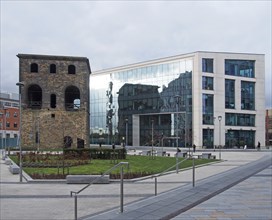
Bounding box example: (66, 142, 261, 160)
(63, 148, 127, 160)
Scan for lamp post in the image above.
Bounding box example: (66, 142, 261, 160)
(16, 82, 24, 182)
(218, 116, 222, 160)
(125, 118, 128, 147)
(151, 119, 154, 159)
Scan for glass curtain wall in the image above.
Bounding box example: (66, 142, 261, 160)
(90, 59, 193, 147)
(225, 129, 255, 148)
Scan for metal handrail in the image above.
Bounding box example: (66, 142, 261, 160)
(154, 157, 190, 178)
(70, 162, 129, 220)
(150, 155, 195, 196)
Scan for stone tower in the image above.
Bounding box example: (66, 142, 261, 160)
(17, 54, 91, 149)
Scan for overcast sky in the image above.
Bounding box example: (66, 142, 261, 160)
(1, 0, 271, 107)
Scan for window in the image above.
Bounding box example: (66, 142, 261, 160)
(6, 122, 10, 128)
(14, 122, 17, 128)
(241, 81, 255, 110)
(225, 60, 255, 78)
(30, 63, 38, 73)
(64, 136, 72, 148)
(50, 94, 56, 108)
(226, 113, 255, 126)
(28, 84, 42, 109)
(68, 65, 76, 74)
(65, 86, 80, 111)
(202, 94, 214, 124)
(14, 112, 18, 117)
(50, 64, 56, 73)
(202, 59, 213, 73)
(202, 76, 213, 90)
(225, 79, 235, 109)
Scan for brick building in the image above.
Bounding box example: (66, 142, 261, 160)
(17, 54, 91, 149)
(0, 92, 20, 148)
(266, 109, 272, 146)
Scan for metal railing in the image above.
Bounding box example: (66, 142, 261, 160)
(70, 162, 129, 220)
(151, 155, 196, 196)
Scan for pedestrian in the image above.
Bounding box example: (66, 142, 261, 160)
(257, 142, 261, 151)
(193, 144, 196, 153)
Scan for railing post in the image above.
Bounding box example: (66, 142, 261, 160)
(155, 177, 157, 196)
(120, 166, 124, 213)
(70, 191, 78, 220)
(75, 194, 78, 220)
(176, 154, 179, 173)
(192, 158, 195, 187)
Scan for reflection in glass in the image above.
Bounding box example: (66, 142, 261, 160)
(90, 59, 193, 146)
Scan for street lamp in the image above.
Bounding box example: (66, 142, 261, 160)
(218, 115, 222, 160)
(151, 119, 154, 159)
(125, 118, 128, 147)
(16, 82, 24, 182)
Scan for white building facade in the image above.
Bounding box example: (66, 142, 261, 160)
(90, 51, 265, 149)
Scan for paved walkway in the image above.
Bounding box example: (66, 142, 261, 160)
(0, 149, 271, 220)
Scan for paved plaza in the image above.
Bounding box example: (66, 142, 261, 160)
(0, 148, 271, 220)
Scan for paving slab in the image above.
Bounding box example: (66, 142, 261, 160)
(0, 149, 271, 220)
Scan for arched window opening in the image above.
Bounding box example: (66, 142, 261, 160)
(30, 63, 38, 73)
(28, 85, 42, 109)
(50, 94, 56, 108)
(50, 64, 56, 73)
(65, 86, 80, 111)
(64, 136, 72, 148)
(68, 65, 76, 74)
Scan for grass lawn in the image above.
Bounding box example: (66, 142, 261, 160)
(13, 155, 217, 179)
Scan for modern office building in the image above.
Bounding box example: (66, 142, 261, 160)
(90, 51, 265, 149)
(0, 92, 20, 148)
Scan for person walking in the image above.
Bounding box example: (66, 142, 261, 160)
(257, 142, 261, 151)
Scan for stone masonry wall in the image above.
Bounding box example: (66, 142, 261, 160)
(18, 54, 90, 149)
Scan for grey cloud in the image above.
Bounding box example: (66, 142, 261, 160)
(1, 1, 271, 107)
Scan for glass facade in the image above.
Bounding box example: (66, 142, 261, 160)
(90, 59, 193, 147)
(225, 60, 255, 78)
(203, 128, 214, 148)
(226, 113, 255, 126)
(241, 81, 255, 110)
(202, 94, 214, 125)
(225, 129, 255, 148)
(225, 79, 235, 109)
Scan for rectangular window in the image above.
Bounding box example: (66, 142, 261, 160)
(225, 79, 235, 109)
(202, 58, 213, 73)
(226, 113, 255, 126)
(225, 60, 255, 78)
(241, 81, 255, 110)
(202, 76, 214, 90)
(202, 94, 214, 125)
